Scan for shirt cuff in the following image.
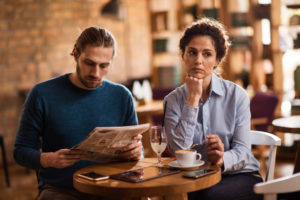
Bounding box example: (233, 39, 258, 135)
(222, 151, 232, 173)
(181, 104, 198, 125)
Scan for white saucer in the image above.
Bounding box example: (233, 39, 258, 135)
(168, 160, 205, 170)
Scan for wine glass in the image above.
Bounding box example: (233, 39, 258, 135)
(150, 125, 167, 167)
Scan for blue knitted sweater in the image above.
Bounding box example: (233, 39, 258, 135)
(14, 74, 138, 188)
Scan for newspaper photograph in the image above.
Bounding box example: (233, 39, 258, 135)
(72, 123, 150, 163)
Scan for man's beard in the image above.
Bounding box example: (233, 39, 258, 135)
(76, 63, 103, 89)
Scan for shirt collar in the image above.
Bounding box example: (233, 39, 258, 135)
(210, 73, 224, 96)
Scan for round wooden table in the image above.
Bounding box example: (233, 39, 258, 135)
(73, 158, 221, 200)
(272, 115, 300, 173)
(272, 115, 300, 133)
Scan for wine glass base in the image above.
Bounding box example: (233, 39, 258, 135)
(157, 163, 164, 168)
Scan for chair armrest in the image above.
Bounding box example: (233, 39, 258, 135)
(251, 117, 268, 127)
(254, 173, 300, 194)
(250, 130, 281, 146)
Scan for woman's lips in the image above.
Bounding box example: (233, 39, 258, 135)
(192, 68, 204, 73)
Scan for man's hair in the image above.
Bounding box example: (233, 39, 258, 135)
(71, 27, 117, 59)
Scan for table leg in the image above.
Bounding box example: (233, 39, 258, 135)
(293, 142, 300, 173)
(163, 193, 188, 200)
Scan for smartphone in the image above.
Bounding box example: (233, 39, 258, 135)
(183, 169, 217, 179)
(110, 166, 180, 183)
(78, 172, 109, 181)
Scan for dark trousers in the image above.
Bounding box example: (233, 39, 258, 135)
(278, 192, 300, 200)
(188, 172, 263, 200)
(36, 184, 113, 200)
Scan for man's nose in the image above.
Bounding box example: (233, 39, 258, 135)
(90, 66, 101, 77)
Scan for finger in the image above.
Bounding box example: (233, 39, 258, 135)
(60, 160, 79, 168)
(121, 143, 141, 155)
(58, 152, 82, 160)
(206, 150, 224, 158)
(207, 140, 224, 149)
(56, 149, 83, 158)
(63, 154, 82, 160)
(133, 134, 142, 141)
(206, 139, 219, 147)
(206, 134, 219, 141)
(123, 141, 141, 151)
(206, 143, 219, 150)
(186, 73, 204, 81)
(69, 149, 85, 155)
(55, 158, 80, 168)
(206, 135, 223, 146)
(120, 144, 142, 159)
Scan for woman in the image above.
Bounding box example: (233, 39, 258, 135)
(164, 18, 263, 200)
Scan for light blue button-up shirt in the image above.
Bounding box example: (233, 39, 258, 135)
(164, 73, 260, 173)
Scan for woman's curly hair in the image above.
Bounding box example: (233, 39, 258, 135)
(179, 18, 230, 66)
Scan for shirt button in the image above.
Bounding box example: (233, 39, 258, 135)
(205, 126, 208, 130)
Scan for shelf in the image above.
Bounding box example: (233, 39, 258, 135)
(153, 53, 181, 67)
(286, 4, 300, 9)
(229, 27, 253, 37)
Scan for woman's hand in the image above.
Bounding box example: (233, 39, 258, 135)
(205, 134, 224, 167)
(185, 74, 203, 107)
(119, 134, 143, 160)
(40, 149, 84, 169)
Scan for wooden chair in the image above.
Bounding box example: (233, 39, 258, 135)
(0, 135, 10, 187)
(254, 172, 300, 200)
(250, 91, 279, 175)
(151, 87, 174, 126)
(250, 130, 281, 181)
(250, 91, 279, 132)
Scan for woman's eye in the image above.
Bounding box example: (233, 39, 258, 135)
(204, 52, 212, 57)
(188, 50, 197, 56)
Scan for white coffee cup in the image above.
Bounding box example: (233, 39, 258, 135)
(175, 149, 202, 167)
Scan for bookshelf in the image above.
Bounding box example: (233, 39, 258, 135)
(149, 0, 182, 88)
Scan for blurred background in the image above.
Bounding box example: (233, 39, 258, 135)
(1, 0, 300, 199)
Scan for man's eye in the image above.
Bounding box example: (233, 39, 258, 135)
(99, 63, 109, 69)
(84, 61, 95, 66)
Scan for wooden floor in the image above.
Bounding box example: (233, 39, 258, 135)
(0, 159, 295, 200)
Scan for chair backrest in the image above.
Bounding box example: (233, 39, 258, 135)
(250, 130, 281, 181)
(250, 91, 279, 132)
(151, 87, 174, 125)
(254, 172, 300, 200)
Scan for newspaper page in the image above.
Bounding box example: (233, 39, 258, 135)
(72, 123, 150, 163)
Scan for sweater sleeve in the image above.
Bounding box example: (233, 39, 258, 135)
(14, 86, 44, 169)
(123, 90, 138, 126)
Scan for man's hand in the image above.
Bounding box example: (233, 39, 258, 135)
(205, 134, 224, 167)
(185, 74, 203, 107)
(119, 134, 143, 160)
(40, 149, 83, 169)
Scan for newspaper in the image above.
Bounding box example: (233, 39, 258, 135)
(72, 123, 150, 163)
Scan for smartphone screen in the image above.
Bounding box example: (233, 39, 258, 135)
(78, 172, 109, 181)
(183, 169, 217, 179)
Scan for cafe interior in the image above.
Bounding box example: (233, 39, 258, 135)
(1, 0, 300, 199)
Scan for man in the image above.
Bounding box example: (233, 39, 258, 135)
(14, 27, 142, 200)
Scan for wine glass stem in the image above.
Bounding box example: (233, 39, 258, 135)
(158, 153, 162, 167)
